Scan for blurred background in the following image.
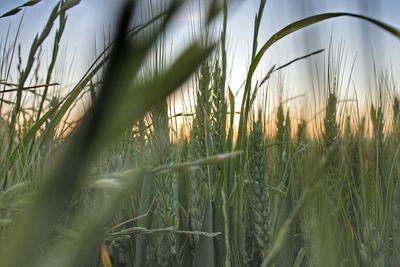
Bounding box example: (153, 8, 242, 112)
(0, 1, 397, 85)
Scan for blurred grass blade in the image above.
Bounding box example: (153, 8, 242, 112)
(87, 151, 241, 189)
(39, 0, 184, 147)
(100, 243, 112, 267)
(0, 182, 29, 208)
(1, 3, 135, 266)
(106, 227, 220, 241)
(261, 143, 340, 267)
(1, 1, 217, 265)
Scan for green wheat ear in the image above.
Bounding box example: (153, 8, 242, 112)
(393, 97, 400, 129)
(296, 119, 307, 144)
(323, 93, 339, 148)
(247, 119, 271, 260)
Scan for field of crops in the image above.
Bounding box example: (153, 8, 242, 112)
(1, 0, 400, 266)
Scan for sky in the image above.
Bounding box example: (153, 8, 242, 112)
(0, 0, 400, 116)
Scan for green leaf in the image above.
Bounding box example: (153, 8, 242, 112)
(21, 0, 42, 7)
(293, 247, 308, 267)
(60, 0, 81, 13)
(0, 8, 22, 18)
(193, 194, 215, 267)
(134, 175, 155, 267)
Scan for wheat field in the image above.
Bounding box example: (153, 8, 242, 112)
(0, 0, 400, 266)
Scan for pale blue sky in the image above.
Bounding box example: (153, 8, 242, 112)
(1, 0, 400, 107)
